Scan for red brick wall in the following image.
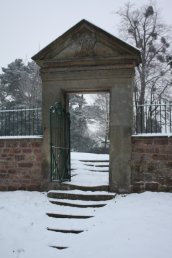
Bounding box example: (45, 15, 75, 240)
(131, 136, 172, 192)
(0, 138, 42, 191)
(1, 136, 172, 193)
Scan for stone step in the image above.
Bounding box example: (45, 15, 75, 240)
(84, 164, 109, 167)
(47, 227, 84, 234)
(46, 213, 93, 219)
(48, 183, 109, 192)
(79, 160, 109, 163)
(50, 246, 68, 250)
(47, 191, 116, 201)
(88, 169, 109, 172)
(49, 200, 106, 208)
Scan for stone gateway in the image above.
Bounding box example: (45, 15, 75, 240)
(32, 19, 141, 193)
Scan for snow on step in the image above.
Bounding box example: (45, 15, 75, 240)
(48, 190, 114, 195)
(49, 200, 106, 208)
(47, 203, 101, 218)
(47, 190, 116, 201)
(50, 183, 108, 191)
(80, 160, 109, 163)
(47, 228, 84, 234)
(47, 197, 112, 218)
(76, 168, 109, 171)
(46, 217, 89, 231)
(70, 152, 109, 186)
(83, 164, 109, 167)
(67, 172, 109, 186)
(71, 152, 109, 161)
(88, 169, 109, 172)
(47, 204, 98, 216)
(47, 213, 93, 219)
(47, 229, 83, 248)
(48, 197, 109, 205)
(50, 246, 68, 250)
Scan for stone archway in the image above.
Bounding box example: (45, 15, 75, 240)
(32, 19, 141, 193)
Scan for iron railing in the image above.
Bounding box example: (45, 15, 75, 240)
(0, 107, 42, 136)
(0, 102, 171, 137)
(134, 102, 172, 134)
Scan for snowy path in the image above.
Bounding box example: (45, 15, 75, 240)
(0, 191, 172, 258)
(68, 152, 109, 186)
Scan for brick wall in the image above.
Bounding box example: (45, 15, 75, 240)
(0, 138, 42, 191)
(131, 136, 172, 192)
(1, 136, 172, 193)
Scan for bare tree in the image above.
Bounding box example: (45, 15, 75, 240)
(117, 2, 172, 132)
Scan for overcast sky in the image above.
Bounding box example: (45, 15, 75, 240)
(0, 0, 172, 71)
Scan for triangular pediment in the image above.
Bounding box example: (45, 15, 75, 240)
(54, 32, 120, 59)
(32, 19, 141, 66)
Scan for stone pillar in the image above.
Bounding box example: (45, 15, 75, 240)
(40, 76, 65, 187)
(109, 78, 133, 193)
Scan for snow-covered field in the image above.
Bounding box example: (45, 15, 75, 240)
(0, 191, 172, 258)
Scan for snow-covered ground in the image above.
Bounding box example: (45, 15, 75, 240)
(70, 152, 109, 186)
(0, 191, 172, 258)
(0, 152, 171, 258)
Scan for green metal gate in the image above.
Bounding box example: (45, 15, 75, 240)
(50, 102, 71, 182)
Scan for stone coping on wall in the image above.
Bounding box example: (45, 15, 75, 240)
(132, 133, 172, 138)
(0, 136, 43, 140)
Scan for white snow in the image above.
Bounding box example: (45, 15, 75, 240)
(69, 152, 109, 186)
(133, 133, 172, 137)
(0, 152, 172, 258)
(0, 136, 43, 139)
(87, 119, 100, 133)
(48, 189, 114, 195)
(71, 152, 109, 161)
(0, 191, 172, 258)
(48, 197, 108, 205)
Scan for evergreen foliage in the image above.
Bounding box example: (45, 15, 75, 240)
(0, 59, 42, 108)
(69, 94, 97, 153)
